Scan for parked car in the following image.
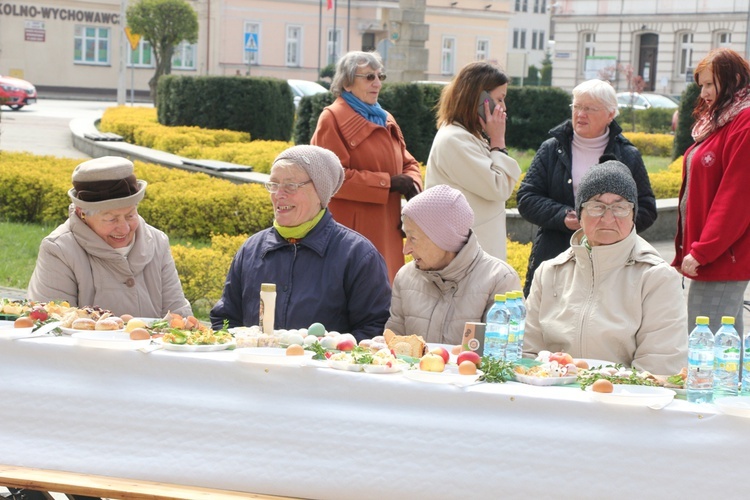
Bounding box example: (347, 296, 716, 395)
(287, 79, 328, 109)
(616, 92, 678, 110)
(0, 75, 37, 110)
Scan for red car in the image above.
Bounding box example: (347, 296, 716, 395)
(0, 74, 37, 110)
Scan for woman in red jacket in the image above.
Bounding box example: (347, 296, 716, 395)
(311, 51, 422, 283)
(674, 48, 750, 333)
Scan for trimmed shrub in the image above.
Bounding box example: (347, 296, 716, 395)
(648, 156, 683, 199)
(673, 83, 700, 159)
(622, 132, 673, 157)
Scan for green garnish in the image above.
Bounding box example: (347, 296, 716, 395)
(478, 356, 516, 383)
(305, 342, 327, 360)
(576, 364, 660, 390)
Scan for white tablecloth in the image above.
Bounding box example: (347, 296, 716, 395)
(0, 336, 746, 499)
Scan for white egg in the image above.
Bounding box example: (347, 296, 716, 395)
(303, 335, 319, 346)
(286, 333, 304, 347)
(320, 336, 338, 350)
(324, 330, 340, 338)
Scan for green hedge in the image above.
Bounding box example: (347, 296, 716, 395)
(157, 75, 295, 142)
(673, 83, 699, 160)
(505, 86, 571, 150)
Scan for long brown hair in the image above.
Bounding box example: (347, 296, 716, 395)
(693, 48, 750, 121)
(436, 62, 509, 137)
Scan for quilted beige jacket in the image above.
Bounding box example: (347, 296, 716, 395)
(28, 205, 192, 318)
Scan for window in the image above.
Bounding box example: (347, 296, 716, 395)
(532, 30, 545, 50)
(513, 29, 527, 49)
(583, 32, 596, 58)
(128, 39, 153, 68)
(74, 26, 110, 65)
(678, 32, 694, 75)
(533, 0, 546, 13)
(286, 25, 302, 66)
(441, 36, 456, 75)
(327, 28, 342, 65)
(172, 41, 196, 70)
(514, 0, 528, 12)
(476, 38, 489, 61)
(244, 22, 260, 65)
(715, 31, 731, 48)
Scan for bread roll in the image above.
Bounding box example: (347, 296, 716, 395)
(72, 318, 96, 330)
(109, 316, 125, 329)
(129, 328, 150, 340)
(95, 318, 120, 331)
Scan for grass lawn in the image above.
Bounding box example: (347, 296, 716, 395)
(511, 148, 672, 174)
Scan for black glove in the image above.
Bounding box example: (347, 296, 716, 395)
(389, 174, 415, 196)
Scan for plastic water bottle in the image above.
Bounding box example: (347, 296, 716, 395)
(742, 330, 750, 396)
(687, 316, 714, 404)
(505, 292, 521, 362)
(713, 316, 741, 399)
(484, 294, 510, 360)
(512, 291, 527, 360)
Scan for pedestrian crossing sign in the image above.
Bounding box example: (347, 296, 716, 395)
(245, 33, 259, 53)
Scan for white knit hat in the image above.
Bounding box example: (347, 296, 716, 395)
(272, 145, 345, 207)
(402, 185, 474, 252)
(68, 156, 147, 211)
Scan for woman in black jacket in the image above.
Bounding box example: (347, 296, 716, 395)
(517, 79, 657, 296)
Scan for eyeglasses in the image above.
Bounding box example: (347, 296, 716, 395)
(355, 73, 387, 82)
(570, 104, 604, 114)
(264, 180, 312, 194)
(581, 201, 634, 218)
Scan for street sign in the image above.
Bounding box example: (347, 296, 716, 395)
(245, 33, 259, 53)
(125, 27, 141, 51)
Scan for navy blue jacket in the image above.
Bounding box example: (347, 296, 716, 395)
(210, 210, 391, 341)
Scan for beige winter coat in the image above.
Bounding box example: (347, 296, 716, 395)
(426, 123, 522, 261)
(28, 205, 192, 318)
(523, 228, 687, 375)
(386, 232, 521, 345)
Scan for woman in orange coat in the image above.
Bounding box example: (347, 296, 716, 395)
(311, 51, 423, 282)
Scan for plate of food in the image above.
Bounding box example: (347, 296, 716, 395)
(402, 365, 483, 386)
(362, 363, 404, 374)
(714, 396, 750, 418)
(60, 316, 125, 335)
(586, 384, 676, 407)
(513, 372, 577, 386)
(235, 346, 313, 365)
(72, 331, 152, 350)
(0, 321, 34, 339)
(155, 337, 235, 352)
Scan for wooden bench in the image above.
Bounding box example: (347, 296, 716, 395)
(0, 464, 297, 500)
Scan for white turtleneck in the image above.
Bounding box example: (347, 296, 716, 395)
(571, 128, 610, 195)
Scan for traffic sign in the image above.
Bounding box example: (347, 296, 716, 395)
(125, 27, 141, 51)
(245, 32, 259, 53)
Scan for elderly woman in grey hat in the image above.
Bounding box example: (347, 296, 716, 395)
(523, 159, 686, 375)
(385, 184, 521, 345)
(210, 145, 391, 341)
(28, 156, 192, 318)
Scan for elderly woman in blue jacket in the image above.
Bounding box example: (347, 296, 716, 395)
(210, 145, 391, 341)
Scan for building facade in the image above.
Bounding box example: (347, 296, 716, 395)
(549, 0, 750, 94)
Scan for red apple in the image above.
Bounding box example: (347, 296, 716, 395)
(430, 346, 450, 364)
(419, 353, 445, 372)
(549, 352, 574, 366)
(457, 350, 482, 368)
(29, 307, 48, 322)
(336, 339, 356, 351)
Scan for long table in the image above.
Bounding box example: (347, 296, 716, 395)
(0, 336, 746, 499)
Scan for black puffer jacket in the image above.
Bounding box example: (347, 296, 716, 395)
(516, 119, 657, 296)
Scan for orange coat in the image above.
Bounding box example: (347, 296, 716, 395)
(311, 98, 422, 282)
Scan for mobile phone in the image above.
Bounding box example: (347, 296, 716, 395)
(477, 90, 496, 122)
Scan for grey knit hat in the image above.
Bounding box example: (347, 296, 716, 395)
(68, 156, 147, 211)
(272, 145, 345, 207)
(575, 159, 637, 219)
(402, 184, 474, 252)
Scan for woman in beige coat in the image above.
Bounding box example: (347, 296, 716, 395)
(523, 159, 686, 375)
(386, 185, 520, 345)
(28, 156, 192, 318)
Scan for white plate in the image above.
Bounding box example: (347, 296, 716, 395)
(72, 331, 151, 350)
(235, 347, 313, 365)
(586, 385, 675, 407)
(577, 358, 617, 369)
(362, 364, 404, 374)
(0, 325, 34, 339)
(328, 360, 364, 372)
(60, 326, 125, 336)
(155, 338, 236, 352)
(514, 373, 577, 386)
(403, 367, 483, 386)
(714, 396, 750, 418)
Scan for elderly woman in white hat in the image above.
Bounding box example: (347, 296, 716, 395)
(210, 145, 391, 341)
(386, 184, 521, 345)
(28, 156, 192, 317)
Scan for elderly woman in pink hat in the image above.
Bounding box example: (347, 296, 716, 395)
(28, 156, 192, 318)
(386, 184, 521, 345)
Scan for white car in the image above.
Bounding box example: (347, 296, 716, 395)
(287, 79, 329, 109)
(616, 92, 678, 110)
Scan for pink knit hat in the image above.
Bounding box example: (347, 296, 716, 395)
(402, 185, 474, 252)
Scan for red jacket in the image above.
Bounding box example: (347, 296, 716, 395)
(673, 108, 750, 281)
(311, 98, 422, 282)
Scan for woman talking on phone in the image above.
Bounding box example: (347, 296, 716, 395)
(425, 61, 521, 261)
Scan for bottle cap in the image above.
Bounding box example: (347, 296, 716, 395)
(695, 316, 709, 325)
(494, 293, 506, 302)
(721, 316, 735, 325)
(261, 283, 276, 292)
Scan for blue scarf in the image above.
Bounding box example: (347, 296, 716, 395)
(341, 91, 387, 127)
